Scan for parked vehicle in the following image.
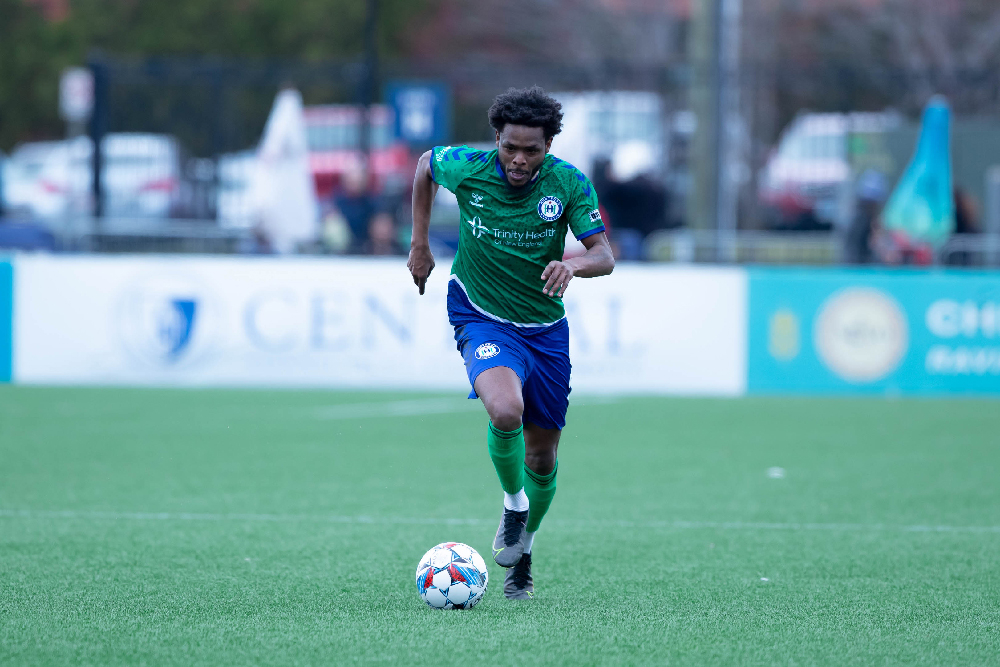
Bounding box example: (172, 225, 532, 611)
(216, 150, 258, 229)
(759, 112, 901, 229)
(303, 104, 412, 198)
(549, 91, 665, 179)
(1, 133, 182, 224)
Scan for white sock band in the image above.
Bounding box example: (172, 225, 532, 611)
(504, 488, 529, 512)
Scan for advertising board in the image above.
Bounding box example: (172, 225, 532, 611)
(749, 268, 1000, 394)
(13, 256, 746, 395)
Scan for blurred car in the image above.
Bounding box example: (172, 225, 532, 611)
(549, 91, 665, 180)
(2, 141, 75, 219)
(759, 112, 900, 228)
(303, 104, 412, 198)
(1, 133, 182, 224)
(216, 150, 259, 229)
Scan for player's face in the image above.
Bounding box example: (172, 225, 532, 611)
(496, 125, 552, 188)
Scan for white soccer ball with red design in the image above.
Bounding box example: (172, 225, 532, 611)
(415, 542, 489, 609)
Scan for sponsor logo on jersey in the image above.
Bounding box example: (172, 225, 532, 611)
(589, 209, 602, 223)
(435, 146, 453, 162)
(469, 193, 485, 208)
(467, 216, 489, 239)
(475, 343, 500, 360)
(537, 196, 564, 222)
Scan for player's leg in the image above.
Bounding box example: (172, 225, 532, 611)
(523, 423, 560, 540)
(503, 424, 559, 601)
(453, 319, 535, 569)
(473, 366, 533, 568)
(504, 321, 570, 600)
(474, 366, 527, 499)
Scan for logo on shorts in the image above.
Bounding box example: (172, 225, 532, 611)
(475, 343, 500, 360)
(537, 196, 564, 222)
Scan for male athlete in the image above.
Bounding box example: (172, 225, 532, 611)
(407, 87, 615, 600)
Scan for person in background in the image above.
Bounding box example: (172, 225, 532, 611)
(331, 165, 375, 252)
(845, 169, 887, 265)
(363, 210, 404, 256)
(948, 186, 981, 266)
(597, 142, 670, 260)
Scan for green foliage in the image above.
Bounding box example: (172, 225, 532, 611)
(0, 0, 431, 151)
(0, 0, 78, 149)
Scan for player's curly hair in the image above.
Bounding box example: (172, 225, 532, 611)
(488, 86, 564, 140)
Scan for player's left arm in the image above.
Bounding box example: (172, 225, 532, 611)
(540, 232, 614, 298)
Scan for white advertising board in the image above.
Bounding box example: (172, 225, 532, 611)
(13, 256, 746, 395)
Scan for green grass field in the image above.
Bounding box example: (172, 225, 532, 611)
(1, 387, 999, 665)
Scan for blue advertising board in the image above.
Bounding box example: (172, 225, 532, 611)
(0, 260, 11, 382)
(749, 268, 1000, 395)
(385, 81, 450, 145)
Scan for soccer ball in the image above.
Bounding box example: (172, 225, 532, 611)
(415, 542, 489, 609)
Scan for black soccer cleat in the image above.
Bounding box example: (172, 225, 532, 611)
(492, 506, 529, 568)
(504, 552, 534, 600)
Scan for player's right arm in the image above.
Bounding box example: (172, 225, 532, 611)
(408, 150, 438, 295)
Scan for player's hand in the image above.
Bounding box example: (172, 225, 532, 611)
(540, 261, 574, 298)
(407, 244, 435, 295)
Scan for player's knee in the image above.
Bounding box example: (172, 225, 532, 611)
(525, 450, 556, 476)
(488, 400, 523, 432)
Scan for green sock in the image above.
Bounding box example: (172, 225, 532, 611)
(524, 460, 558, 533)
(487, 422, 525, 495)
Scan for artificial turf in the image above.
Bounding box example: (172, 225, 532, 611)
(1, 387, 998, 665)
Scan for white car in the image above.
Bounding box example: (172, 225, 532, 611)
(216, 150, 259, 229)
(1, 133, 181, 224)
(760, 112, 901, 226)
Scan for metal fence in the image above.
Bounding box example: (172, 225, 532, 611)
(2, 53, 1000, 267)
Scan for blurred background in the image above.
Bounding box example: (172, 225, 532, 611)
(2, 0, 999, 266)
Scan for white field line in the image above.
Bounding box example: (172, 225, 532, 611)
(311, 396, 619, 420)
(1, 509, 998, 534)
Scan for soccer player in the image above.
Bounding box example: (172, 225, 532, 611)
(407, 87, 615, 600)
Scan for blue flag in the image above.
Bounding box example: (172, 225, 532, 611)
(882, 96, 955, 247)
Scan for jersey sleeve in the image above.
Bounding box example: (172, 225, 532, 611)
(430, 145, 480, 192)
(566, 173, 606, 241)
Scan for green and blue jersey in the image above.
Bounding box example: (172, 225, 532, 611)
(431, 145, 605, 326)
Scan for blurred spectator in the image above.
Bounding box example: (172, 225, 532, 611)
(331, 165, 375, 252)
(321, 208, 352, 254)
(845, 170, 887, 264)
(247, 225, 276, 255)
(875, 185, 981, 267)
(871, 223, 935, 266)
(363, 211, 404, 256)
(764, 193, 830, 232)
(947, 186, 981, 266)
(598, 142, 671, 260)
(954, 186, 980, 235)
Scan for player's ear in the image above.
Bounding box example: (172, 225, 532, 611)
(545, 136, 553, 153)
(495, 130, 501, 148)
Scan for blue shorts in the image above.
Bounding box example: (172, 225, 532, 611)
(447, 280, 571, 431)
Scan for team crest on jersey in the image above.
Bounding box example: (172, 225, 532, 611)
(537, 196, 564, 222)
(475, 343, 500, 360)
